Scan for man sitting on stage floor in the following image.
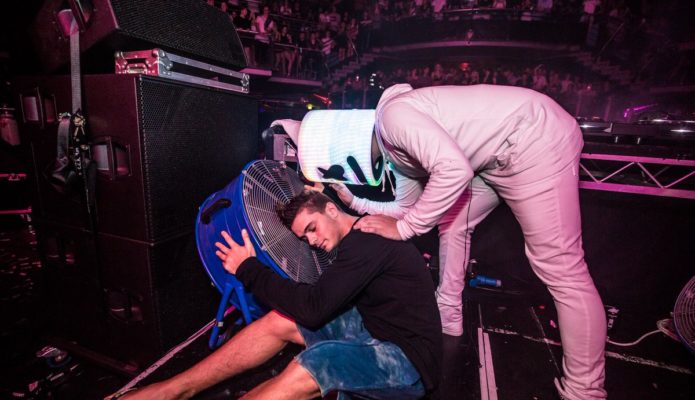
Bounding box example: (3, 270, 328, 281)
(115, 190, 442, 400)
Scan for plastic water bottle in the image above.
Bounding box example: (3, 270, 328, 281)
(469, 275, 502, 288)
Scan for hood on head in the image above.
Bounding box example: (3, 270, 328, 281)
(378, 83, 414, 106)
(372, 83, 414, 170)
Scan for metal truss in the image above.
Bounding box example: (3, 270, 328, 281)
(579, 153, 695, 199)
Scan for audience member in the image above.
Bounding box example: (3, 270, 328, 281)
(233, 6, 253, 30)
(222, 0, 639, 110)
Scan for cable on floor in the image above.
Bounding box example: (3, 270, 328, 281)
(607, 318, 678, 347)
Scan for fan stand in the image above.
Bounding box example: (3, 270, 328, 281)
(209, 276, 254, 350)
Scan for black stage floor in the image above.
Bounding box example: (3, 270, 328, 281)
(1, 215, 694, 400)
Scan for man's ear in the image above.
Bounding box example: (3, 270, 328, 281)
(325, 202, 339, 219)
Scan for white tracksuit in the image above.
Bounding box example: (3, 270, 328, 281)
(350, 84, 607, 399)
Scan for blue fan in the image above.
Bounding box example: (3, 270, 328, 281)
(195, 160, 335, 348)
(673, 275, 695, 354)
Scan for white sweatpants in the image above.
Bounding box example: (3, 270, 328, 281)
(436, 128, 607, 400)
(437, 176, 499, 314)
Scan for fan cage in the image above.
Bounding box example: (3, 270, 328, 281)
(673, 275, 695, 353)
(241, 160, 335, 284)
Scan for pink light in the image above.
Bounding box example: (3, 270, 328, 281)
(623, 103, 658, 119)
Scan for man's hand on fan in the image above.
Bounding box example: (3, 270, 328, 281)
(216, 229, 256, 274)
(353, 215, 403, 241)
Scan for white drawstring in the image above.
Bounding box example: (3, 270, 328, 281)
(382, 161, 396, 196)
(373, 127, 393, 194)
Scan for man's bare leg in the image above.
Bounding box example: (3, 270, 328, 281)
(241, 361, 320, 400)
(119, 311, 304, 400)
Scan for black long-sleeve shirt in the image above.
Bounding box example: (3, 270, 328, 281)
(236, 229, 442, 392)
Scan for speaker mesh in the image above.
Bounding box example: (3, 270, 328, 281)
(31, 0, 247, 71)
(110, 0, 247, 69)
(138, 76, 258, 240)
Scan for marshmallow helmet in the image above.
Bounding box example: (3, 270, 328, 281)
(273, 110, 384, 186)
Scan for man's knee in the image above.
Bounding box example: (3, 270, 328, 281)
(277, 360, 321, 397)
(255, 311, 304, 344)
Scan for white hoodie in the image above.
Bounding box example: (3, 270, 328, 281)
(367, 83, 580, 240)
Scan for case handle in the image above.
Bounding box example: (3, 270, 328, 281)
(201, 198, 231, 224)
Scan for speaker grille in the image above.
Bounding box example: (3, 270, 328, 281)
(111, 0, 246, 69)
(137, 76, 258, 240)
(32, 0, 247, 71)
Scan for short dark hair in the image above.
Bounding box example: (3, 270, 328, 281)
(277, 190, 334, 229)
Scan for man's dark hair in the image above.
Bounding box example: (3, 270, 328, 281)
(277, 190, 334, 229)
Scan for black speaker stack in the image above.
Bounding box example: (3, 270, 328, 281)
(13, 0, 257, 371)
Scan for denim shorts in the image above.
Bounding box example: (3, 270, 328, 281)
(295, 307, 425, 400)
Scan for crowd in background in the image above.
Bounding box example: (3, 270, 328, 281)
(331, 60, 614, 118)
(206, 0, 645, 78)
(205, 0, 690, 119)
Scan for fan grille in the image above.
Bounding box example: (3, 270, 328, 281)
(673, 275, 695, 352)
(241, 161, 335, 284)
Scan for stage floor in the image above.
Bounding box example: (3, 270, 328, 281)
(1, 216, 694, 399)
